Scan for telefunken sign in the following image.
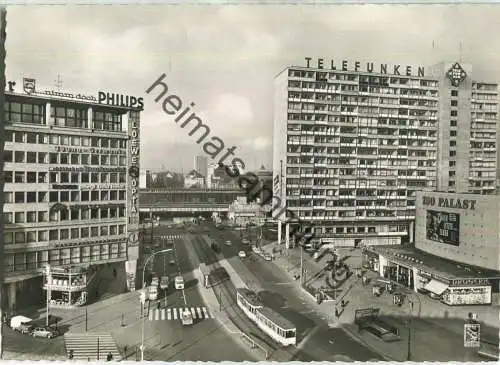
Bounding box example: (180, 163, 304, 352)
(304, 57, 425, 77)
(8, 78, 144, 110)
(422, 196, 477, 210)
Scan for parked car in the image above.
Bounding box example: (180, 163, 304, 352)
(159, 276, 169, 290)
(251, 246, 261, 254)
(10, 315, 33, 333)
(169, 259, 176, 266)
(224, 240, 232, 246)
(174, 276, 185, 290)
(32, 327, 56, 339)
(238, 251, 247, 258)
(263, 253, 272, 261)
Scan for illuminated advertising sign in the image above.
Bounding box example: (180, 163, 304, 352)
(304, 57, 425, 77)
(128, 111, 140, 227)
(422, 195, 476, 210)
(426, 210, 460, 246)
(98, 92, 144, 110)
(55, 146, 126, 155)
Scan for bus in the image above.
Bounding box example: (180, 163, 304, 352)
(236, 288, 296, 346)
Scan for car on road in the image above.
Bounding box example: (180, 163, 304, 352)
(151, 277, 159, 287)
(32, 327, 56, 339)
(238, 251, 247, 258)
(181, 309, 193, 326)
(174, 276, 185, 290)
(159, 276, 169, 290)
(251, 246, 261, 254)
(263, 253, 272, 261)
(224, 240, 232, 246)
(169, 259, 176, 266)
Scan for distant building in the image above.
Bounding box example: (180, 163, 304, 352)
(250, 166, 273, 204)
(195, 156, 208, 179)
(207, 163, 238, 189)
(228, 196, 269, 225)
(150, 170, 183, 189)
(139, 170, 149, 189)
(184, 169, 205, 188)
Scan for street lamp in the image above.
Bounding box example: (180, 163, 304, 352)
(140, 249, 172, 362)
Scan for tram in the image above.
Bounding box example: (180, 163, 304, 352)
(236, 288, 297, 346)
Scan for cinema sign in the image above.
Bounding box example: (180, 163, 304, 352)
(304, 57, 425, 77)
(422, 196, 477, 210)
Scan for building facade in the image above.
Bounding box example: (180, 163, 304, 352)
(195, 155, 208, 179)
(1, 81, 142, 310)
(273, 58, 498, 247)
(415, 191, 499, 272)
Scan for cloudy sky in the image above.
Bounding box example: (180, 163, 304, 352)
(5, 4, 500, 172)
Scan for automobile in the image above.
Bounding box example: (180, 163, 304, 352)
(251, 246, 261, 254)
(263, 253, 272, 261)
(242, 239, 250, 245)
(181, 309, 193, 326)
(169, 259, 176, 266)
(174, 276, 185, 290)
(159, 276, 169, 290)
(238, 251, 247, 258)
(224, 240, 232, 246)
(151, 277, 159, 287)
(32, 327, 56, 339)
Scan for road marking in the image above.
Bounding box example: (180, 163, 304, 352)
(155, 309, 160, 320)
(202, 307, 210, 318)
(160, 308, 166, 320)
(191, 307, 197, 318)
(181, 290, 187, 306)
(196, 307, 203, 318)
(167, 308, 172, 320)
(173, 308, 178, 320)
(148, 310, 153, 320)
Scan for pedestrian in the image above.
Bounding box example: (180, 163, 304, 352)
(124, 345, 128, 360)
(157, 301, 160, 310)
(341, 299, 345, 308)
(335, 308, 340, 318)
(68, 350, 74, 359)
(106, 352, 113, 361)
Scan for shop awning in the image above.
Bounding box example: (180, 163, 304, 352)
(424, 279, 449, 295)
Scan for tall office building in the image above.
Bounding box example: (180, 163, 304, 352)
(1, 79, 142, 310)
(273, 58, 498, 247)
(195, 155, 208, 179)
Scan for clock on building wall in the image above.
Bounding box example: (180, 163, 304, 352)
(446, 62, 467, 87)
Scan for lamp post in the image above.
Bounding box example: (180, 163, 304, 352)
(140, 249, 172, 362)
(405, 291, 421, 361)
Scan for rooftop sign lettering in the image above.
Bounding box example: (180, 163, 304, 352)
(422, 196, 477, 210)
(304, 57, 425, 77)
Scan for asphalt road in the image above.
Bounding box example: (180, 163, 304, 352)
(138, 223, 256, 361)
(205, 223, 385, 361)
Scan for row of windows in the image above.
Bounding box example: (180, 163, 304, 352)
(4, 150, 127, 166)
(4, 206, 125, 224)
(5, 101, 126, 131)
(4, 190, 126, 204)
(4, 244, 127, 274)
(5, 130, 127, 149)
(4, 171, 126, 184)
(4, 224, 126, 245)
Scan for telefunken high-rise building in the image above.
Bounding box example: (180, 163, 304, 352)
(273, 57, 498, 247)
(2, 79, 143, 310)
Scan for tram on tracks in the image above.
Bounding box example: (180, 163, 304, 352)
(236, 288, 297, 346)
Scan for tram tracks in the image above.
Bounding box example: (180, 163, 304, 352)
(189, 233, 298, 361)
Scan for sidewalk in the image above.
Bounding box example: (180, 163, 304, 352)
(265, 244, 499, 361)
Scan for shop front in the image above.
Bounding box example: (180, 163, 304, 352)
(417, 271, 492, 305)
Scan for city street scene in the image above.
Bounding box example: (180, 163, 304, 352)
(0, 3, 500, 362)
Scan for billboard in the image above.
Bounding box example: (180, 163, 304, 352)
(426, 210, 460, 246)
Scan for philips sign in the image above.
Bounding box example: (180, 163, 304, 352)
(98, 91, 144, 110)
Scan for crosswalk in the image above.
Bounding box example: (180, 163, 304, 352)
(148, 306, 213, 321)
(64, 332, 121, 361)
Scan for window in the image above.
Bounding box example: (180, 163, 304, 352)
(81, 227, 89, 238)
(49, 191, 58, 202)
(60, 229, 69, 240)
(93, 109, 122, 131)
(14, 192, 24, 203)
(49, 153, 58, 164)
(14, 151, 25, 163)
(3, 150, 12, 162)
(91, 154, 99, 165)
(50, 105, 88, 128)
(450, 140, 456, 147)
(5, 192, 13, 203)
(71, 136, 80, 146)
(71, 154, 79, 164)
(27, 211, 37, 223)
(4, 171, 12, 183)
(449, 161, 456, 167)
(38, 211, 48, 222)
(60, 153, 69, 164)
(15, 212, 25, 223)
(450, 130, 457, 137)
(81, 154, 89, 164)
(14, 172, 25, 183)
(14, 132, 23, 143)
(27, 232, 36, 243)
(60, 172, 69, 183)
(3, 212, 13, 224)
(60, 191, 69, 202)
(5, 101, 44, 124)
(27, 172, 36, 183)
(450, 110, 457, 117)
(451, 100, 458, 107)
(71, 228, 79, 239)
(91, 227, 99, 237)
(49, 230, 58, 240)
(26, 152, 37, 163)
(451, 90, 458, 97)
(81, 191, 89, 201)
(38, 172, 47, 183)
(38, 152, 47, 164)
(26, 191, 37, 203)
(38, 192, 48, 203)
(26, 132, 37, 143)
(450, 150, 456, 157)
(15, 232, 25, 244)
(71, 173, 79, 183)
(38, 231, 48, 242)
